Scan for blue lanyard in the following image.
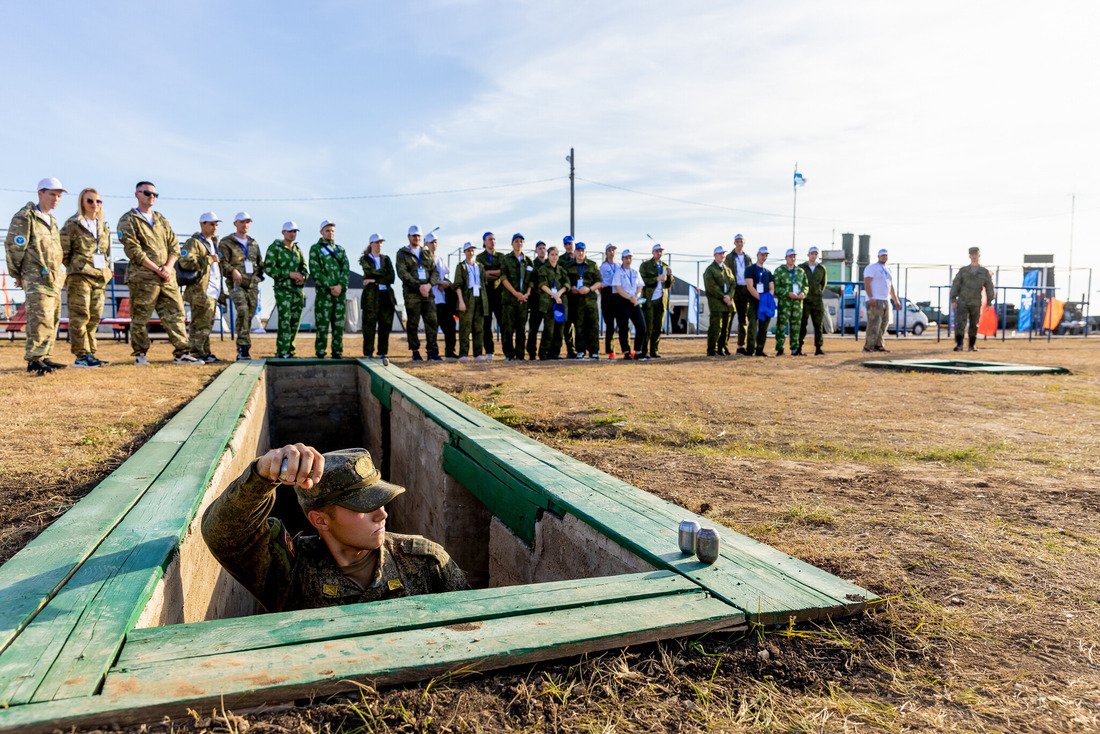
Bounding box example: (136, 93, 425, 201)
(517, 254, 525, 288)
(237, 238, 249, 259)
(577, 263, 586, 280)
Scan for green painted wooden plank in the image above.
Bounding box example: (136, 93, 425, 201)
(0, 364, 265, 705)
(359, 362, 500, 430)
(116, 571, 706, 669)
(0, 592, 740, 734)
(442, 443, 541, 544)
(360, 360, 392, 409)
(0, 363, 250, 655)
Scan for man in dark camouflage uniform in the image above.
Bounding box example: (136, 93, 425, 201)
(218, 212, 264, 360)
(117, 181, 200, 365)
(950, 246, 996, 352)
(395, 225, 440, 361)
(265, 222, 308, 358)
(201, 443, 468, 612)
(5, 178, 68, 374)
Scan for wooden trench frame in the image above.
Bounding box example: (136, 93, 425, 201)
(0, 359, 878, 732)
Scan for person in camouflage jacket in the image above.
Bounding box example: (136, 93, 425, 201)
(265, 222, 309, 358)
(309, 221, 350, 358)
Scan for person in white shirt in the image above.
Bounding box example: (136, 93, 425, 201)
(612, 250, 648, 360)
(728, 234, 752, 355)
(599, 244, 620, 358)
(427, 233, 458, 359)
(862, 248, 901, 353)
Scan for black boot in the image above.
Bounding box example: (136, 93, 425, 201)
(968, 336, 977, 352)
(953, 336, 964, 352)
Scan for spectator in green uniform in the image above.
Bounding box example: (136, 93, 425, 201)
(537, 245, 569, 359)
(525, 240, 549, 360)
(59, 187, 113, 368)
(703, 245, 734, 356)
(798, 246, 828, 355)
(265, 222, 308, 359)
(309, 220, 350, 358)
(395, 225, 440, 361)
(201, 443, 469, 613)
(639, 242, 673, 358)
(773, 248, 808, 356)
(500, 233, 534, 360)
(560, 236, 577, 357)
(475, 232, 503, 360)
(562, 242, 603, 359)
(117, 181, 200, 365)
(950, 246, 996, 352)
(745, 246, 774, 357)
(218, 212, 264, 360)
(359, 233, 396, 359)
(453, 241, 488, 360)
(178, 212, 225, 363)
(5, 178, 69, 374)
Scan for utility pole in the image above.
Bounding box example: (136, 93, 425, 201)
(1068, 193, 1075, 301)
(566, 148, 575, 238)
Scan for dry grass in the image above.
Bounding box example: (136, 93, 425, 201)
(3, 332, 1099, 732)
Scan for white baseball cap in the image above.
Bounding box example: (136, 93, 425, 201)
(463, 241, 476, 251)
(808, 246, 819, 254)
(199, 212, 221, 223)
(282, 221, 299, 231)
(757, 246, 769, 255)
(785, 248, 797, 257)
(605, 243, 616, 251)
(621, 249, 633, 258)
(37, 177, 67, 192)
(320, 220, 335, 231)
(408, 225, 422, 236)
(878, 248, 889, 256)
(713, 245, 725, 255)
(234, 211, 251, 222)
(425, 233, 437, 243)
(369, 233, 384, 244)
(651, 243, 663, 252)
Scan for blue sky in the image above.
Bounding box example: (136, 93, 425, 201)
(3, 1, 1098, 306)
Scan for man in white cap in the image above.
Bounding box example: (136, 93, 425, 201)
(772, 248, 808, 356)
(729, 234, 752, 355)
(639, 242, 673, 358)
(309, 220, 350, 358)
(178, 212, 225, 362)
(599, 243, 619, 358)
(117, 181, 200, 365)
(265, 222, 309, 358)
(702, 245, 734, 356)
(218, 212, 265, 360)
(863, 248, 900, 353)
(612, 249, 648, 360)
(395, 225, 440, 361)
(427, 233, 458, 359)
(745, 246, 774, 356)
(359, 233, 396, 360)
(453, 241, 488, 360)
(5, 178, 68, 374)
(798, 246, 828, 355)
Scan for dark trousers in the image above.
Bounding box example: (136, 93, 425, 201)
(363, 299, 395, 356)
(438, 290, 458, 356)
(540, 309, 563, 359)
(707, 307, 731, 354)
(482, 287, 502, 355)
(501, 298, 528, 359)
(957, 300, 981, 342)
(405, 294, 438, 353)
(601, 291, 619, 353)
(799, 297, 825, 349)
(746, 299, 770, 354)
(526, 304, 543, 359)
(733, 285, 751, 347)
(617, 300, 648, 355)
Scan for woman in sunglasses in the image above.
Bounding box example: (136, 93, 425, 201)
(59, 188, 113, 367)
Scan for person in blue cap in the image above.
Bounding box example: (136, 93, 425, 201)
(560, 235, 577, 357)
(563, 242, 603, 359)
(745, 246, 774, 356)
(537, 245, 569, 359)
(525, 241, 549, 359)
(500, 233, 534, 360)
(475, 232, 503, 360)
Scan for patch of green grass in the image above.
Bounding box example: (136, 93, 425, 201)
(592, 414, 627, 426)
(478, 401, 530, 428)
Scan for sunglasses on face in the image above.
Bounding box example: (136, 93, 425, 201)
(85, 198, 103, 204)
(139, 191, 158, 198)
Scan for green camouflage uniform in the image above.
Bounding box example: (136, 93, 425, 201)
(396, 246, 439, 354)
(773, 264, 809, 352)
(536, 260, 569, 359)
(59, 214, 113, 358)
(639, 256, 674, 356)
(179, 233, 223, 358)
(525, 256, 549, 359)
(703, 261, 734, 354)
(798, 261, 828, 349)
(117, 209, 192, 357)
(500, 251, 534, 359)
(6, 203, 64, 362)
(200, 462, 468, 613)
(452, 258, 487, 358)
(562, 258, 602, 356)
(265, 240, 308, 357)
(359, 251, 396, 357)
(475, 249, 503, 355)
(218, 235, 264, 349)
(950, 264, 995, 345)
(309, 239, 350, 358)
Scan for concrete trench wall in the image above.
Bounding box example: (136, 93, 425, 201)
(137, 362, 652, 627)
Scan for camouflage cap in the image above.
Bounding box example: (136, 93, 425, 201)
(968, 247, 980, 254)
(295, 448, 405, 513)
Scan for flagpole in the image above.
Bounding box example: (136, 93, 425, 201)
(792, 163, 798, 249)
(1067, 193, 1075, 301)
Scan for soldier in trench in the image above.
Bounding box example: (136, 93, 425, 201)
(202, 444, 468, 612)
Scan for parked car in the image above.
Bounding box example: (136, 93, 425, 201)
(918, 302, 950, 326)
(887, 299, 929, 335)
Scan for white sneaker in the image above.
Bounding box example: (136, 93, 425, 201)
(486, 354, 494, 361)
(459, 356, 469, 361)
(134, 353, 149, 366)
(174, 354, 202, 364)
(475, 355, 486, 361)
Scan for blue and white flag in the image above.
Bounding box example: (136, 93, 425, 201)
(1018, 269, 1039, 332)
(793, 172, 807, 188)
(688, 286, 699, 330)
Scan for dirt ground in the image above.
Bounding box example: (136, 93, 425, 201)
(2, 330, 1098, 732)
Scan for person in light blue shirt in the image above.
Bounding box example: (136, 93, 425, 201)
(612, 250, 648, 360)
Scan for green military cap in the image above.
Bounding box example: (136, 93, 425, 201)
(968, 247, 980, 254)
(295, 448, 404, 513)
